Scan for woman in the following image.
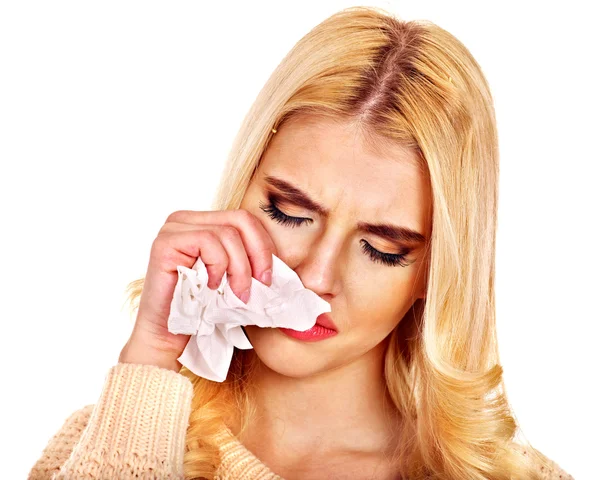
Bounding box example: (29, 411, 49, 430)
(28, 6, 573, 480)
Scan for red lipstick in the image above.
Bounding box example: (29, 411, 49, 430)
(315, 313, 337, 331)
(278, 313, 338, 342)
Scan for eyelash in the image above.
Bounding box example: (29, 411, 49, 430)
(258, 200, 411, 268)
(259, 200, 313, 228)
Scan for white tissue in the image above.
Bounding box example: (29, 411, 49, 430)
(167, 253, 331, 382)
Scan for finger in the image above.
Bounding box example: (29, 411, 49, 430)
(156, 230, 230, 291)
(161, 227, 251, 301)
(165, 209, 276, 286)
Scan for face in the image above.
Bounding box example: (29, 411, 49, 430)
(239, 114, 432, 378)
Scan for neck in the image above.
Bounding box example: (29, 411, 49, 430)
(236, 336, 402, 458)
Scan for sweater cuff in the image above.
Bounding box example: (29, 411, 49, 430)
(58, 362, 193, 479)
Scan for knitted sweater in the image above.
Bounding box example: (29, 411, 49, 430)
(27, 362, 574, 480)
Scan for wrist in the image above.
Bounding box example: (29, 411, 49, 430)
(118, 340, 182, 373)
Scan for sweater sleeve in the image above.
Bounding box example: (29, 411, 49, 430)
(27, 362, 194, 480)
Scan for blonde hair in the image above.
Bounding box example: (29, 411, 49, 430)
(125, 6, 554, 479)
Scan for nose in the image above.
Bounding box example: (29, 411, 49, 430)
(292, 230, 344, 298)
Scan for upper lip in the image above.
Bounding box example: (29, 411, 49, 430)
(315, 312, 337, 331)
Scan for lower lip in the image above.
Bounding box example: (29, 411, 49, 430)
(278, 323, 338, 342)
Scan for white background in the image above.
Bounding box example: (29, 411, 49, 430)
(1, 1, 597, 478)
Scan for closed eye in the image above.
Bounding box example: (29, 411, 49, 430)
(258, 199, 411, 267)
(259, 199, 311, 228)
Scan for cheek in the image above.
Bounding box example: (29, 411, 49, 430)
(348, 274, 419, 332)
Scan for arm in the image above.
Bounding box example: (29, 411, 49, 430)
(28, 362, 193, 480)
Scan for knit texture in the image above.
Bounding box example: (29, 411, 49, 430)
(28, 362, 573, 479)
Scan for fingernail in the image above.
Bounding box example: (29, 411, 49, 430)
(240, 288, 251, 304)
(260, 269, 272, 286)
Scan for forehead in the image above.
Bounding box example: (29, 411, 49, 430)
(257, 115, 431, 233)
(263, 114, 424, 176)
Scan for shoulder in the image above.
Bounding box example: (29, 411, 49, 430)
(512, 442, 574, 480)
(28, 405, 96, 480)
(45, 404, 96, 451)
(62, 404, 95, 429)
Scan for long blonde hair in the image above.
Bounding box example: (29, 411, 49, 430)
(125, 6, 553, 479)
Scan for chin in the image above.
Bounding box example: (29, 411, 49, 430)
(242, 325, 339, 378)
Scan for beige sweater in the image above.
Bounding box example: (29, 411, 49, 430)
(27, 362, 573, 480)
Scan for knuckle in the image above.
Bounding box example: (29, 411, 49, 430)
(208, 261, 226, 274)
(255, 243, 274, 256)
(197, 229, 218, 243)
(159, 244, 178, 265)
(206, 265, 225, 287)
(219, 225, 241, 243)
(236, 208, 256, 224)
(254, 237, 276, 262)
(165, 210, 186, 224)
(230, 258, 252, 279)
(253, 245, 274, 269)
(157, 222, 172, 235)
(238, 209, 264, 233)
(150, 234, 176, 264)
(151, 234, 166, 253)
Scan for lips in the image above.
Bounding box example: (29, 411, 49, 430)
(315, 313, 337, 331)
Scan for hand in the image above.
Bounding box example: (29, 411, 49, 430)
(119, 209, 277, 370)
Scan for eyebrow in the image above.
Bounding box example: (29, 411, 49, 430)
(263, 175, 428, 245)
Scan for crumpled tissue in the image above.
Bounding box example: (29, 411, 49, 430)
(167, 253, 331, 382)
